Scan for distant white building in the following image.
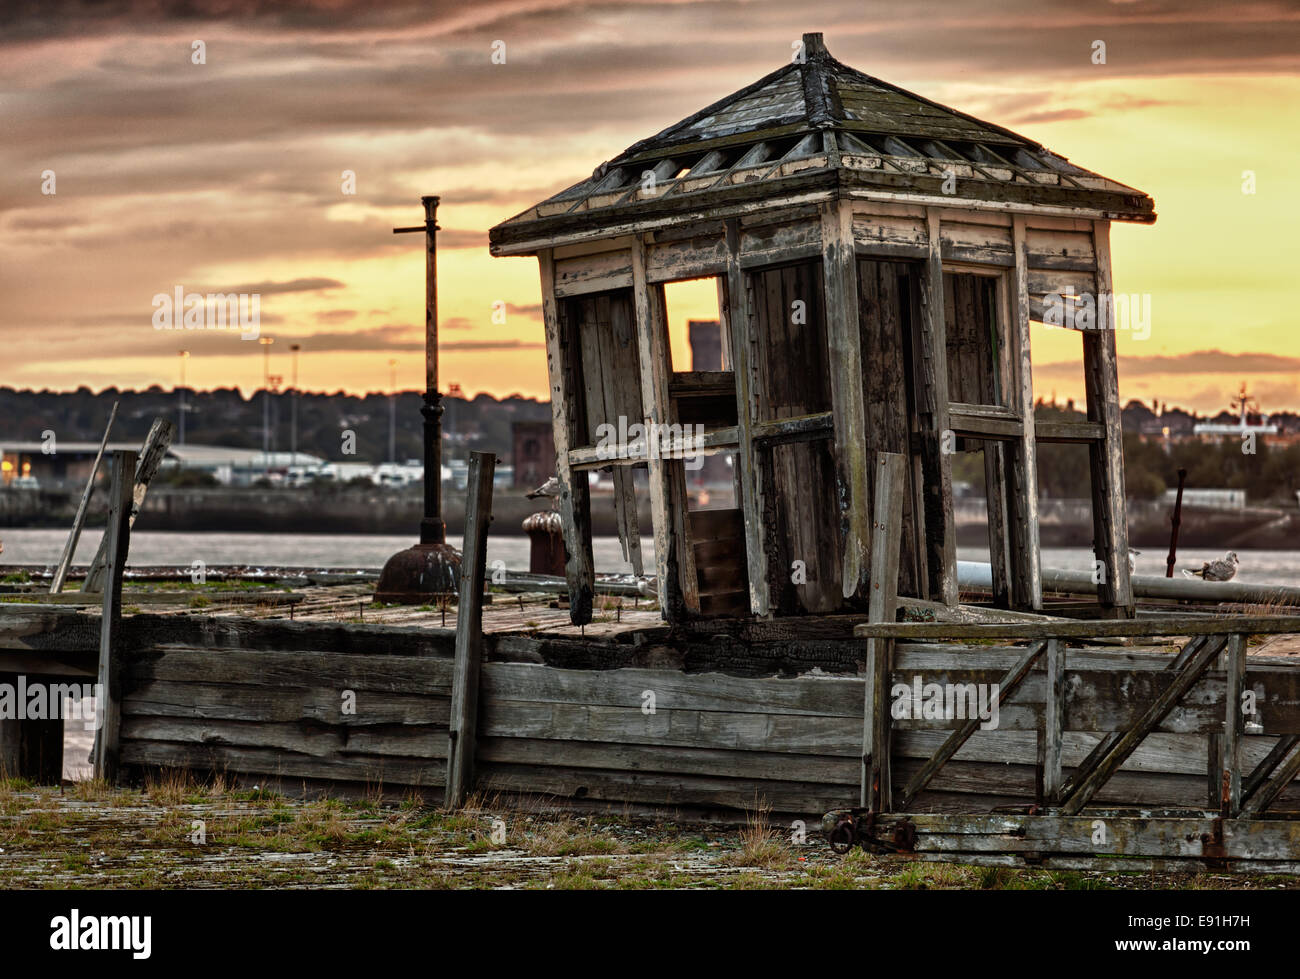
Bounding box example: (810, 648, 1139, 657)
(1163, 488, 1246, 510)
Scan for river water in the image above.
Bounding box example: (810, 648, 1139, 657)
(3, 528, 1299, 585)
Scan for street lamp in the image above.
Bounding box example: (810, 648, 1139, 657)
(375, 195, 462, 602)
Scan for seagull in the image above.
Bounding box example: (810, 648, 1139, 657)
(1182, 551, 1239, 582)
(525, 476, 561, 500)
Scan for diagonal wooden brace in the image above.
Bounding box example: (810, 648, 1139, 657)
(1058, 634, 1222, 801)
(898, 639, 1047, 811)
(1060, 633, 1228, 815)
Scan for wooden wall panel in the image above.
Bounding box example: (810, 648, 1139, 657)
(749, 259, 841, 614)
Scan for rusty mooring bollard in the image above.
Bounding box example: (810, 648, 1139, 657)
(522, 510, 565, 577)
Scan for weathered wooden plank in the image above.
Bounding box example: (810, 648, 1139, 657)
(1024, 227, 1096, 271)
(821, 200, 871, 600)
(477, 736, 857, 785)
(1034, 419, 1105, 442)
(1042, 638, 1065, 801)
(1084, 220, 1133, 613)
(539, 249, 595, 624)
(871, 813, 1300, 861)
(552, 249, 633, 297)
(916, 209, 957, 603)
(121, 715, 450, 760)
(478, 761, 847, 814)
(631, 237, 682, 617)
(83, 420, 174, 594)
(124, 680, 450, 726)
(852, 212, 928, 255)
(481, 699, 856, 754)
(1221, 632, 1246, 814)
(127, 649, 456, 695)
(645, 233, 728, 283)
(120, 740, 447, 787)
(723, 218, 769, 615)
(939, 221, 1013, 267)
(862, 452, 905, 808)
(480, 663, 864, 717)
(740, 219, 821, 268)
(50, 400, 118, 594)
(445, 451, 494, 808)
(856, 615, 1300, 639)
(93, 449, 136, 783)
(1006, 216, 1042, 609)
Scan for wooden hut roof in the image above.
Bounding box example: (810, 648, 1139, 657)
(490, 33, 1155, 254)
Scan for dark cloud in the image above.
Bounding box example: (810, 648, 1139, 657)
(204, 277, 344, 295)
(1038, 349, 1300, 378)
(314, 308, 356, 322)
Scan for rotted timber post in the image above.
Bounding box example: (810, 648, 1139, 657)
(82, 418, 174, 594)
(820, 200, 871, 601)
(860, 452, 905, 809)
(93, 449, 137, 783)
(538, 250, 595, 624)
(1219, 633, 1246, 816)
(917, 210, 957, 605)
(1040, 638, 1065, 803)
(445, 451, 495, 809)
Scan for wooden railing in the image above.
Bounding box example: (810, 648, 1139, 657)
(853, 616, 1300, 819)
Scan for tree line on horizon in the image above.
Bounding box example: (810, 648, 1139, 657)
(2, 387, 1297, 502)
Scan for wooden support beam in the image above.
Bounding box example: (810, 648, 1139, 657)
(51, 400, 118, 594)
(1083, 219, 1133, 615)
(899, 639, 1047, 810)
(983, 441, 1011, 607)
(631, 237, 693, 618)
(723, 218, 770, 616)
(539, 250, 595, 624)
(92, 449, 136, 783)
(916, 210, 957, 604)
(82, 418, 174, 594)
(820, 200, 871, 600)
(445, 451, 495, 809)
(1041, 638, 1065, 802)
(1006, 216, 1042, 609)
(860, 452, 905, 808)
(1060, 633, 1225, 815)
(1219, 633, 1246, 816)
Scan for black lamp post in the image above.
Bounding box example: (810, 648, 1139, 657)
(375, 196, 462, 601)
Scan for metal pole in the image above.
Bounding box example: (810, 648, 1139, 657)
(1166, 468, 1187, 578)
(419, 195, 445, 545)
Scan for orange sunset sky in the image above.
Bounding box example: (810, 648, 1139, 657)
(3, 1, 1298, 415)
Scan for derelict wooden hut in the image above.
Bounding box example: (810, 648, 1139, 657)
(490, 33, 1155, 626)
